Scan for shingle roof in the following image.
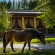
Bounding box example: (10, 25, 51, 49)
(8, 10, 42, 16)
(8, 9, 38, 12)
(8, 10, 41, 14)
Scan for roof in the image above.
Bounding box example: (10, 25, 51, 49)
(8, 9, 39, 12)
(8, 10, 42, 15)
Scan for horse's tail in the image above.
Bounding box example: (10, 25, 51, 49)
(3, 32, 6, 48)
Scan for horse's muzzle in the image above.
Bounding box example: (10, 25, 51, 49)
(43, 42, 46, 45)
(40, 39, 46, 45)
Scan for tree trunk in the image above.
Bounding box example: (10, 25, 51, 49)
(1, 32, 2, 40)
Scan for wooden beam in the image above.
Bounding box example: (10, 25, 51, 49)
(34, 16, 36, 29)
(12, 16, 34, 18)
(22, 16, 25, 29)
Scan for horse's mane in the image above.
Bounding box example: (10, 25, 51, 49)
(25, 28, 42, 39)
(7, 29, 42, 36)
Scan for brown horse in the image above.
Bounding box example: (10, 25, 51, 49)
(3, 28, 46, 53)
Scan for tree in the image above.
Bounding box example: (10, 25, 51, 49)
(0, 1, 7, 9)
(0, 7, 11, 39)
(21, 1, 24, 8)
(12, 0, 15, 9)
(34, 0, 55, 28)
(0, 2, 1, 7)
(23, 0, 27, 9)
(21, 0, 29, 10)
(5, 0, 6, 2)
(29, 0, 38, 9)
(15, 2, 18, 9)
(18, 1, 20, 9)
(49, 0, 55, 11)
(7, 0, 12, 9)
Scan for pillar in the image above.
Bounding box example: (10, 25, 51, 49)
(10, 17, 12, 28)
(22, 16, 25, 29)
(34, 16, 36, 29)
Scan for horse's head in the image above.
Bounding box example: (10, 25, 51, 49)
(28, 29, 46, 45)
(38, 33, 46, 45)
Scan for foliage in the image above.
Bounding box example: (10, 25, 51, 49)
(18, 1, 20, 9)
(34, 0, 55, 28)
(48, 0, 55, 11)
(15, 2, 18, 9)
(21, 1, 24, 9)
(12, 0, 15, 9)
(0, 7, 11, 32)
(0, 0, 38, 10)
(6, 0, 12, 9)
(0, 1, 7, 9)
(29, 0, 38, 9)
(23, 0, 26, 9)
(39, 9, 55, 28)
(22, 0, 29, 9)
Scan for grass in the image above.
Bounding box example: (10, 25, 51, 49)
(0, 48, 55, 55)
(0, 37, 55, 55)
(45, 37, 55, 44)
(0, 37, 55, 44)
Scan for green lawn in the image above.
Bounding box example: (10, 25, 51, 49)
(0, 37, 55, 55)
(0, 37, 55, 44)
(0, 48, 55, 55)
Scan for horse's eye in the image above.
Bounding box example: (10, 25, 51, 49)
(42, 35, 45, 38)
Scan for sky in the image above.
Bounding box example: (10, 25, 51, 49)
(0, 0, 29, 2)
(0, 0, 21, 2)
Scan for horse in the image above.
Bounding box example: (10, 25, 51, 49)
(3, 28, 46, 54)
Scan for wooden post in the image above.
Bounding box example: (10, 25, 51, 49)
(10, 17, 12, 28)
(34, 16, 36, 29)
(22, 16, 24, 29)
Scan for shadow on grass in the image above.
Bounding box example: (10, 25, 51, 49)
(0, 48, 55, 55)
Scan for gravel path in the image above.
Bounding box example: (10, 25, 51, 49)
(0, 44, 55, 49)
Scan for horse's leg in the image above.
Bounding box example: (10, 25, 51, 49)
(28, 41, 30, 51)
(3, 40, 10, 53)
(3, 43, 6, 53)
(22, 42, 27, 53)
(10, 41, 15, 52)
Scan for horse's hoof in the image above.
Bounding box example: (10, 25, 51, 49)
(21, 52, 23, 55)
(13, 50, 16, 52)
(21, 53, 23, 55)
(3, 50, 6, 53)
(13, 50, 15, 52)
